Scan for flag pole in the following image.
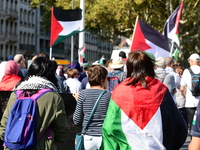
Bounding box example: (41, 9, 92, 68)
(71, 0, 74, 63)
(79, 0, 85, 65)
(170, 41, 174, 57)
(49, 6, 54, 60)
(130, 16, 139, 52)
(50, 47, 52, 60)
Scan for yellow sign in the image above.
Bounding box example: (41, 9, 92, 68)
(54, 59, 70, 65)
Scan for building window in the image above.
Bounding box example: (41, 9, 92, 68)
(28, 11, 31, 26)
(10, 45, 13, 55)
(14, 46, 17, 54)
(0, 20, 3, 33)
(6, 0, 8, 9)
(31, 34, 34, 45)
(1, 0, 4, 9)
(24, 32, 26, 44)
(14, 1, 17, 10)
(5, 45, 8, 58)
(14, 22, 17, 34)
(27, 33, 30, 44)
(10, 22, 13, 33)
(5, 21, 8, 34)
(32, 12, 34, 26)
(20, 31, 22, 44)
(10, 0, 13, 10)
(0, 44, 3, 60)
(24, 10, 27, 25)
(20, 9, 23, 23)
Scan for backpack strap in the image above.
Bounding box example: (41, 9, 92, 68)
(15, 90, 23, 98)
(31, 89, 52, 100)
(187, 67, 194, 76)
(186, 67, 198, 91)
(36, 127, 52, 142)
(15, 89, 52, 100)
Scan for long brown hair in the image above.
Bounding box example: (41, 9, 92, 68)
(126, 50, 155, 88)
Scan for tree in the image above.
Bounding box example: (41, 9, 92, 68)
(30, 0, 200, 65)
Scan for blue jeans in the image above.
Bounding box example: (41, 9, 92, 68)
(84, 135, 102, 150)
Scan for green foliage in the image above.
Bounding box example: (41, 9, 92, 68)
(30, 0, 200, 65)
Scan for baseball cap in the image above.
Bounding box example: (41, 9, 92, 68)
(188, 53, 200, 62)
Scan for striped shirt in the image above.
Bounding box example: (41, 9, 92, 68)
(73, 89, 111, 136)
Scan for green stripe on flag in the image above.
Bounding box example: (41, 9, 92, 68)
(101, 99, 131, 150)
(52, 29, 84, 47)
(173, 49, 179, 61)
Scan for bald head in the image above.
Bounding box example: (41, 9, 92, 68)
(14, 54, 26, 68)
(165, 57, 174, 67)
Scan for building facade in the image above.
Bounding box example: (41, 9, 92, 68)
(0, 0, 114, 64)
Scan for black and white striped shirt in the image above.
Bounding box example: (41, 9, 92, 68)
(73, 89, 111, 136)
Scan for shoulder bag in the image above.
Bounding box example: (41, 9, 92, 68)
(75, 90, 107, 150)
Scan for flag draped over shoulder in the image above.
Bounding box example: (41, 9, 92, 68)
(50, 7, 83, 47)
(130, 18, 170, 58)
(78, 44, 86, 65)
(101, 78, 168, 150)
(101, 77, 188, 150)
(163, 1, 184, 60)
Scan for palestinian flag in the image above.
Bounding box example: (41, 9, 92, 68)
(50, 7, 83, 47)
(163, 1, 184, 60)
(101, 77, 188, 150)
(130, 18, 170, 58)
(78, 44, 86, 65)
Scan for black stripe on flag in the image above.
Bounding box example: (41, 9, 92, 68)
(164, 4, 181, 36)
(54, 8, 82, 21)
(139, 20, 170, 52)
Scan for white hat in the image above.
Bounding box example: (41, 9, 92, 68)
(110, 57, 124, 69)
(188, 53, 200, 62)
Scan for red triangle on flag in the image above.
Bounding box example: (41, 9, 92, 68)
(50, 7, 64, 47)
(112, 77, 167, 129)
(130, 19, 151, 52)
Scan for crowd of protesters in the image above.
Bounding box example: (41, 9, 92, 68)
(0, 51, 199, 149)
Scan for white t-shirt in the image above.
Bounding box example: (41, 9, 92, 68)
(180, 65, 200, 107)
(65, 78, 81, 93)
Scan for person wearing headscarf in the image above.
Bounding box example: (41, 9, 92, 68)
(0, 61, 7, 82)
(0, 60, 21, 91)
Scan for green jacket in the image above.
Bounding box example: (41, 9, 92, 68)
(0, 91, 69, 150)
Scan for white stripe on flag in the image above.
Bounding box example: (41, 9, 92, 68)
(168, 28, 179, 46)
(58, 20, 82, 35)
(145, 39, 170, 58)
(121, 108, 166, 150)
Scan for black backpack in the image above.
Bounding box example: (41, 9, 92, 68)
(187, 68, 200, 96)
